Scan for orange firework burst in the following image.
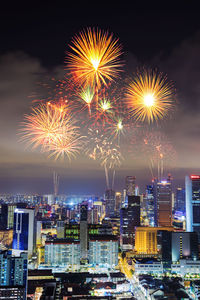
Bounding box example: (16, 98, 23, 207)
(126, 69, 175, 122)
(67, 28, 123, 88)
(20, 102, 82, 160)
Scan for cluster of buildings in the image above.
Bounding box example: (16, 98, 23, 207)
(0, 174, 200, 299)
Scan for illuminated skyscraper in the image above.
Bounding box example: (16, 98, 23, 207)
(105, 189, 115, 217)
(186, 175, 200, 240)
(115, 192, 122, 212)
(125, 176, 136, 196)
(145, 185, 155, 226)
(12, 208, 35, 258)
(0, 250, 27, 292)
(153, 177, 172, 227)
(120, 195, 140, 250)
(80, 204, 88, 263)
(175, 187, 185, 214)
(0, 204, 16, 229)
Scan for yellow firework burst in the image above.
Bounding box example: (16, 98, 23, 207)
(67, 28, 122, 88)
(126, 69, 175, 122)
(20, 102, 82, 160)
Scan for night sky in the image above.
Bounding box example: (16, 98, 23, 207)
(1, 5, 200, 195)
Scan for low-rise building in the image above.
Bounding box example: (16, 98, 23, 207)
(171, 259, 200, 276)
(134, 262, 164, 274)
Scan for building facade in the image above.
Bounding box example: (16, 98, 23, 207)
(120, 195, 140, 250)
(45, 240, 80, 268)
(186, 175, 200, 240)
(12, 208, 35, 258)
(89, 235, 118, 268)
(153, 178, 172, 227)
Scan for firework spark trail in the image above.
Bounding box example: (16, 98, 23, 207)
(78, 85, 94, 114)
(66, 28, 123, 106)
(20, 102, 83, 160)
(142, 131, 176, 180)
(85, 127, 123, 188)
(126, 69, 175, 123)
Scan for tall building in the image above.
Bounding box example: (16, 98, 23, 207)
(0, 204, 16, 229)
(105, 189, 115, 217)
(145, 185, 155, 226)
(153, 177, 172, 227)
(12, 208, 35, 258)
(185, 175, 200, 240)
(57, 220, 65, 239)
(160, 231, 199, 264)
(120, 195, 140, 250)
(0, 250, 27, 287)
(175, 187, 185, 214)
(80, 204, 88, 263)
(125, 176, 136, 196)
(115, 192, 122, 212)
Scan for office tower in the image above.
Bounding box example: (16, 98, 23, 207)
(120, 195, 140, 250)
(175, 187, 185, 213)
(105, 189, 115, 217)
(122, 189, 126, 207)
(186, 175, 200, 240)
(80, 204, 88, 263)
(153, 177, 172, 227)
(12, 208, 35, 258)
(89, 235, 118, 268)
(0, 286, 26, 300)
(171, 232, 199, 262)
(145, 185, 155, 226)
(36, 221, 42, 246)
(115, 192, 122, 212)
(161, 231, 199, 264)
(135, 227, 157, 255)
(0, 204, 16, 229)
(57, 220, 65, 239)
(125, 176, 136, 196)
(0, 250, 27, 286)
(87, 207, 98, 224)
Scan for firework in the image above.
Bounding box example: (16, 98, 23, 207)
(85, 127, 123, 188)
(78, 85, 94, 114)
(142, 130, 176, 179)
(20, 102, 82, 160)
(126, 69, 175, 122)
(67, 28, 123, 90)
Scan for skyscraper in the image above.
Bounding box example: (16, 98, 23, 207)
(145, 185, 155, 226)
(115, 192, 122, 212)
(12, 208, 35, 258)
(185, 175, 200, 240)
(153, 177, 172, 227)
(175, 187, 185, 214)
(125, 176, 136, 196)
(120, 195, 140, 250)
(0, 204, 16, 229)
(80, 204, 88, 263)
(105, 189, 115, 217)
(0, 250, 27, 287)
